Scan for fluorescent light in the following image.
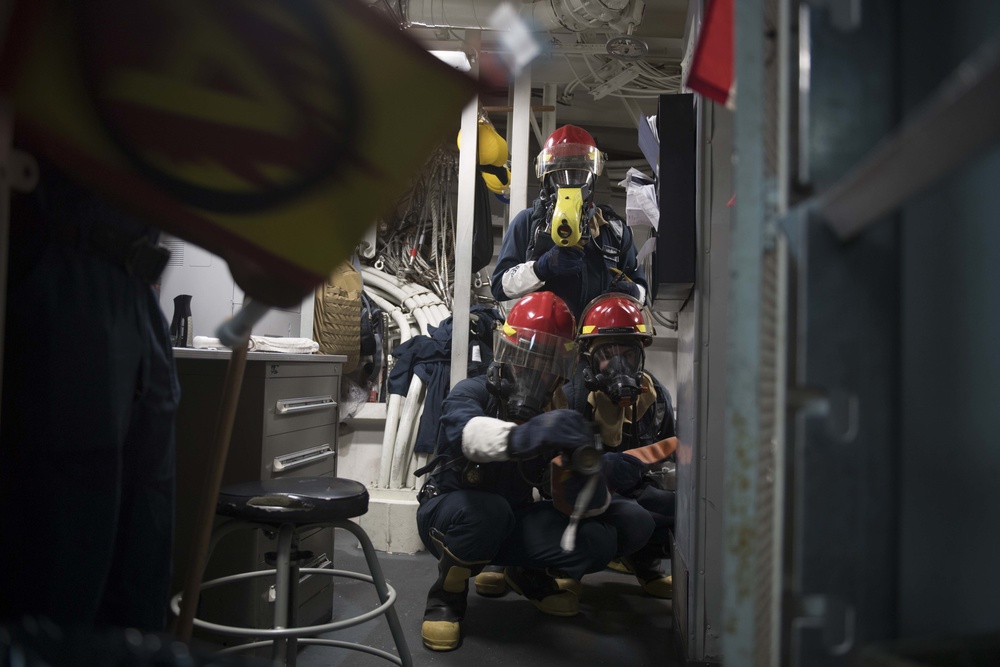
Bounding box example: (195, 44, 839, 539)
(429, 50, 471, 72)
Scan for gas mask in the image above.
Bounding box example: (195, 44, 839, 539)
(487, 362, 563, 423)
(582, 342, 645, 407)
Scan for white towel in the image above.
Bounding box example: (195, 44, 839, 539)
(192, 335, 319, 354)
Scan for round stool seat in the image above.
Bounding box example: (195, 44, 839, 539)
(216, 477, 369, 524)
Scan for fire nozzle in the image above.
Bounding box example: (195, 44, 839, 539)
(549, 187, 586, 248)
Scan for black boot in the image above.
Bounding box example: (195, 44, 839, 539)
(421, 529, 488, 651)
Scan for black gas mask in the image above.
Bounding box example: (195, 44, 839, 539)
(487, 362, 563, 423)
(581, 342, 645, 407)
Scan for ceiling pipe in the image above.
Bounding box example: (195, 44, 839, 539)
(403, 0, 646, 35)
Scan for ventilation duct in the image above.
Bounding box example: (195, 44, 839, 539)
(403, 0, 646, 35)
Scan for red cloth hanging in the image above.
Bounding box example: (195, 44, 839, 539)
(686, 0, 734, 107)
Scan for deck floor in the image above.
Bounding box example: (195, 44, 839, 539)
(295, 531, 682, 667)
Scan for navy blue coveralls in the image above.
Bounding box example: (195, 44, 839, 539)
(490, 200, 649, 318)
(563, 367, 677, 554)
(0, 162, 180, 631)
(415, 375, 654, 580)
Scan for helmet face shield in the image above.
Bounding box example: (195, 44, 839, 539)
(545, 169, 595, 190)
(535, 143, 605, 180)
(494, 325, 578, 420)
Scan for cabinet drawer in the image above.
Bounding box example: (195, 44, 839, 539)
(264, 376, 338, 436)
(263, 426, 336, 478)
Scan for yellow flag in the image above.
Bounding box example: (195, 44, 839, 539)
(2, 0, 477, 294)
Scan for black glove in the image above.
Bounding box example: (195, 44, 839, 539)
(601, 451, 647, 495)
(608, 279, 641, 300)
(508, 409, 592, 459)
(533, 246, 584, 282)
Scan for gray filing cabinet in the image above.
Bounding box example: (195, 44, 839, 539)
(171, 349, 345, 647)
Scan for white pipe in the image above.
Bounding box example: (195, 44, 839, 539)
(411, 305, 431, 336)
(366, 291, 413, 343)
(405, 398, 428, 489)
(361, 269, 413, 304)
(390, 375, 425, 488)
(362, 270, 448, 326)
(372, 269, 447, 309)
(452, 92, 477, 390)
(378, 393, 404, 489)
(411, 452, 430, 491)
(365, 289, 420, 488)
(404, 0, 642, 33)
(368, 279, 427, 338)
(365, 285, 420, 343)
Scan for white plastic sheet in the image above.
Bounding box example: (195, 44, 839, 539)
(618, 167, 659, 232)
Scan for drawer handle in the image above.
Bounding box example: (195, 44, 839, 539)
(275, 395, 336, 415)
(272, 444, 334, 472)
(267, 553, 333, 602)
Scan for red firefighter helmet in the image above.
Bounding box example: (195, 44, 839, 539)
(491, 292, 579, 420)
(578, 293, 652, 347)
(578, 293, 652, 405)
(497, 291, 578, 376)
(535, 125, 605, 188)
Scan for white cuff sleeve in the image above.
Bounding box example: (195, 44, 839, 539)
(501, 262, 546, 299)
(636, 283, 647, 305)
(462, 416, 514, 462)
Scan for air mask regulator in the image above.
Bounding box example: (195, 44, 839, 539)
(541, 182, 593, 249)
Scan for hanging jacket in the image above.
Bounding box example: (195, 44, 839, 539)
(387, 305, 504, 453)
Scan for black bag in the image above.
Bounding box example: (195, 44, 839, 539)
(359, 291, 384, 386)
(471, 165, 499, 273)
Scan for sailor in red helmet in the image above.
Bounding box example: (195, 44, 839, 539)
(490, 125, 648, 318)
(415, 291, 653, 652)
(566, 293, 677, 598)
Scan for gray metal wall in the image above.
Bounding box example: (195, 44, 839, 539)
(898, 0, 1000, 638)
(717, 0, 1000, 664)
(674, 96, 732, 666)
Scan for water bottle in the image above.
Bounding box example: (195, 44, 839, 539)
(170, 294, 193, 347)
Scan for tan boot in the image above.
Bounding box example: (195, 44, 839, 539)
(606, 558, 634, 575)
(504, 566, 579, 616)
(554, 575, 583, 598)
(621, 554, 673, 600)
(474, 565, 509, 597)
(421, 530, 488, 651)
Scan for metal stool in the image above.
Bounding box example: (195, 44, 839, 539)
(171, 477, 411, 666)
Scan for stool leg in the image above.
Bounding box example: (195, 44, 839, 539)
(272, 523, 296, 666)
(340, 521, 413, 667)
(286, 534, 301, 667)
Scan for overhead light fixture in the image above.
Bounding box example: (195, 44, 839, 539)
(429, 50, 471, 72)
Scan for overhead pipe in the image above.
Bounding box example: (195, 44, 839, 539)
(361, 269, 438, 335)
(365, 291, 415, 343)
(361, 268, 448, 320)
(403, 0, 646, 34)
(365, 285, 421, 338)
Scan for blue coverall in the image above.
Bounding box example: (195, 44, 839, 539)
(415, 375, 654, 580)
